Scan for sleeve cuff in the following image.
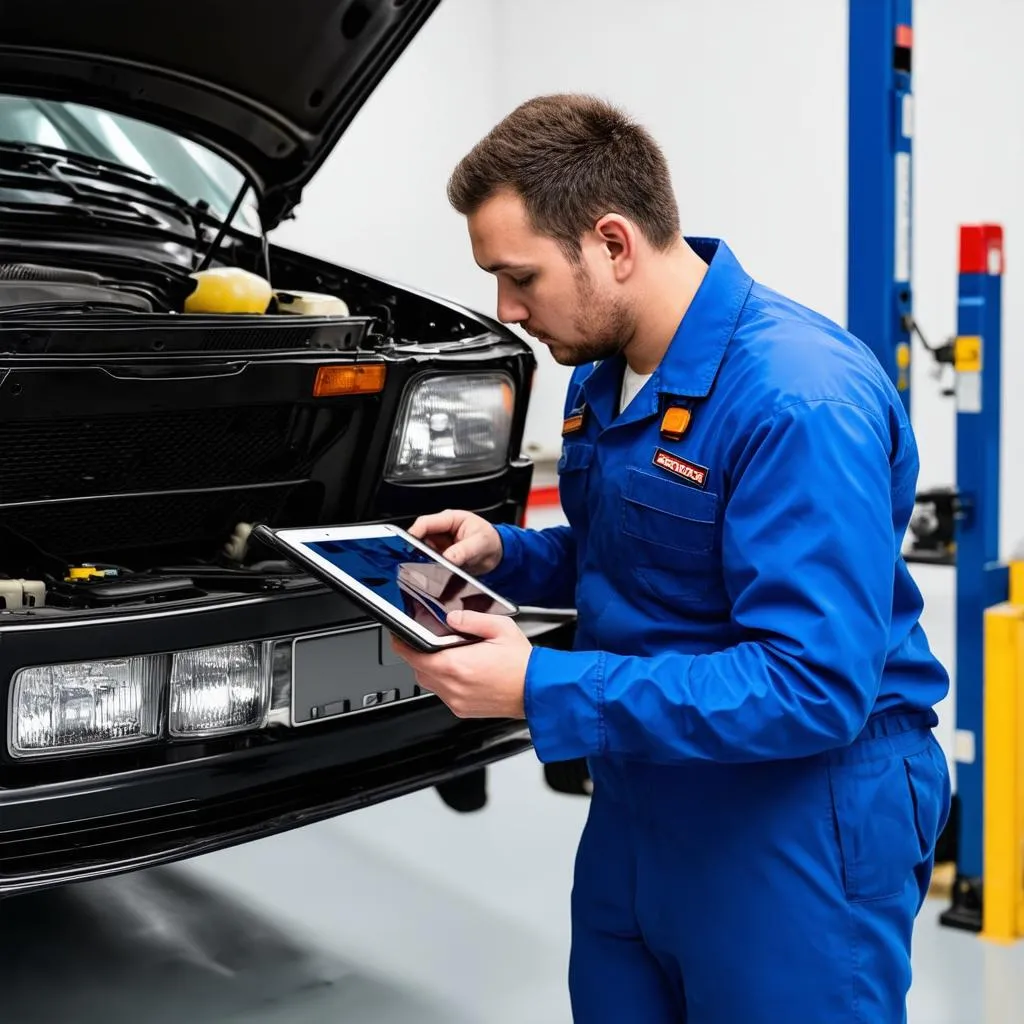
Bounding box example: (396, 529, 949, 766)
(523, 646, 605, 763)
(477, 523, 526, 596)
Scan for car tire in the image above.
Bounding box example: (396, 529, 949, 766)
(543, 758, 592, 797)
(435, 767, 488, 812)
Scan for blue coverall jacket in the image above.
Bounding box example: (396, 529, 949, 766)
(482, 238, 952, 1023)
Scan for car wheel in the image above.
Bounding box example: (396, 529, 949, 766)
(544, 758, 592, 796)
(435, 767, 488, 812)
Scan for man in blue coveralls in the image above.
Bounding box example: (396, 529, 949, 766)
(392, 94, 952, 1023)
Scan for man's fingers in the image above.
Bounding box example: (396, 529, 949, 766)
(390, 635, 452, 683)
(408, 510, 460, 541)
(441, 541, 467, 566)
(447, 609, 520, 641)
(442, 535, 490, 568)
(390, 634, 418, 660)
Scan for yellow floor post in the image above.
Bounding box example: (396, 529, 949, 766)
(981, 562, 1024, 942)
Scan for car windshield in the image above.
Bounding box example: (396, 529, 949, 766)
(0, 93, 261, 233)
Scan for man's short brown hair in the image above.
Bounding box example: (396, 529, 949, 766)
(447, 94, 681, 260)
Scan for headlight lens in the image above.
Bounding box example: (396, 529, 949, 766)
(168, 643, 270, 737)
(386, 373, 514, 480)
(11, 657, 163, 757)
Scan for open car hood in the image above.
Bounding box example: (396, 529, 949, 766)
(0, 0, 442, 229)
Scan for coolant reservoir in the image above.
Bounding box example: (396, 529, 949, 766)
(184, 267, 273, 314)
(273, 289, 350, 317)
(0, 579, 46, 609)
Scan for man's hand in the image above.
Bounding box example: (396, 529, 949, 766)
(407, 509, 503, 576)
(391, 609, 531, 719)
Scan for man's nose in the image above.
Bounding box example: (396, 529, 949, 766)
(496, 284, 528, 325)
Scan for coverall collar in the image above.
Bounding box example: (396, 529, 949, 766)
(579, 237, 753, 428)
(656, 237, 753, 399)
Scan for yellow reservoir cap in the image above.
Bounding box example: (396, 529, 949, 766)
(67, 566, 107, 581)
(184, 267, 273, 314)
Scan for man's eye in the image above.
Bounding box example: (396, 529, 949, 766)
(512, 274, 534, 288)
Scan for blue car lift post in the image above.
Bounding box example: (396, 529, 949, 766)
(848, 0, 914, 409)
(945, 225, 1008, 931)
(847, 1, 1008, 932)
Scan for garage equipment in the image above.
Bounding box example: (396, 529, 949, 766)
(847, 1, 1023, 937)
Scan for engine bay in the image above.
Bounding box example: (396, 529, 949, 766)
(0, 255, 374, 353)
(0, 515, 320, 619)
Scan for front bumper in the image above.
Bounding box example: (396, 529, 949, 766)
(0, 701, 532, 897)
(0, 585, 575, 896)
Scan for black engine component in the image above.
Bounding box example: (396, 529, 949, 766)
(906, 487, 960, 565)
(0, 262, 103, 283)
(45, 572, 203, 608)
(0, 261, 152, 312)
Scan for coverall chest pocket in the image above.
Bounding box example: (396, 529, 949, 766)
(557, 443, 594, 528)
(621, 468, 722, 603)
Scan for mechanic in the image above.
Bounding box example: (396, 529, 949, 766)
(391, 93, 952, 1024)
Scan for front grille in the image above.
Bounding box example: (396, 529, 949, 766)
(0, 483, 315, 558)
(196, 325, 319, 351)
(0, 405, 316, 504)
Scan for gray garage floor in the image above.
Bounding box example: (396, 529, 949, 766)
(3, 750, 1024, 1024)
(2, 508, 1023, 1023)
(4, 745, 1024, 1022)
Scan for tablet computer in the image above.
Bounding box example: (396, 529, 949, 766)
(251, 522, 518, 653)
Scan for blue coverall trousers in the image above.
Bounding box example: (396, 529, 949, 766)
(567, 712, 951, 1023)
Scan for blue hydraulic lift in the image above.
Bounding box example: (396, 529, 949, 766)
(848, 0, 914, 409)
(847, 1, 1008, 932)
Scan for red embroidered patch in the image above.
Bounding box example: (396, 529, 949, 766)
(652, 448, 709, 489)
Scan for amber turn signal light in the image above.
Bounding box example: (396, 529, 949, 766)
(313, 363, 387, 397)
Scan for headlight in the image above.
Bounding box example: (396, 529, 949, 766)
(10, 657, 163, 757)
(168, 643, 270, 737)
(386, 373, 514, 481)
(8, 643, 274, 757)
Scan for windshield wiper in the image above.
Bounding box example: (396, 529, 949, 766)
(0, 141, 265, 274)
(0, 140, 191, 211)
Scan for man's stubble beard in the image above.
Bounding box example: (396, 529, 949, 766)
(548, 265, 635, 367)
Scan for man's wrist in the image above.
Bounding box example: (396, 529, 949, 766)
(479, 523, 522, 588)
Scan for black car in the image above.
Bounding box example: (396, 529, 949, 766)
(0, 0, 576, 897)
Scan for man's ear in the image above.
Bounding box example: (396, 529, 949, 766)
(593, 213, 637, 282)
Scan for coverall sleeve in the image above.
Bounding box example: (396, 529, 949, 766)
(480, 523, 578, 609)
(523, 398, 901, 764)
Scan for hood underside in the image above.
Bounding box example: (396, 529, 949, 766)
(0, 0, 442, 229)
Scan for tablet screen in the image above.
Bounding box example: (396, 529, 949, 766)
(301, 533, 511, 638)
